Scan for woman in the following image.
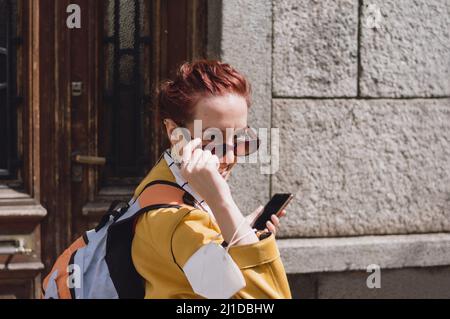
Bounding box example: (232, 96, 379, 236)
(131, 60, 292, 299)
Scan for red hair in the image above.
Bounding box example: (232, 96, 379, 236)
(158, 60, 252, 125)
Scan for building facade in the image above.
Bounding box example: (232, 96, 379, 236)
(214, 0, 450, 298)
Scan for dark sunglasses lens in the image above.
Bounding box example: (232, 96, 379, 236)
(234, 127, 260, 156)
(204, 141, 259, 157)
(201, 127, 260, 157)
(235, 138, 260, 156)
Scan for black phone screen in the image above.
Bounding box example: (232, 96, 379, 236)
(253, 193, 293, 231)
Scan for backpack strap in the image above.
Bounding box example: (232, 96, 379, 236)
(95, 200, 130, 232)
(104, 181, 196, 299)
(135, 180, 196, 209)
(95, 180, 196, 233)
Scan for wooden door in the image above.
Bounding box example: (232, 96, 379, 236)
(0, 0, 207, 299)
(69, 0, 207, 239)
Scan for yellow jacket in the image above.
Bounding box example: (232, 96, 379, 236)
(131, 157, 292, 299)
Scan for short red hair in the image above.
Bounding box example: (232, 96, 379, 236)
(158, 60, 252, 125)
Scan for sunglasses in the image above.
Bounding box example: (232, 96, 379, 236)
(200, 126, 260, 157)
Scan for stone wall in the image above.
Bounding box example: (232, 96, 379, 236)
(208, 0, 450, 298)
(288, 266, 450, 299)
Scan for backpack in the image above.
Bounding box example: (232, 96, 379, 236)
(42, 180, 197, 299)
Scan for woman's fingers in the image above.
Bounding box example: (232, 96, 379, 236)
(261, 215, 282, 237)
(246, 205, 264, 226)
(181, 138, 202, 168)
(197, 150, 213, 169)
(266, 221, 277, 236)
(253, 205, 264, 217)
(209, 154, 220, 170)
(199, 150, 219, 171)
(271, 214, 280, 227)
(186, 148, 203, 171)
(277, 209, 286, 218)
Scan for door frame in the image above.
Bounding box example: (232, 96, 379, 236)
(0, 0, 52, 299)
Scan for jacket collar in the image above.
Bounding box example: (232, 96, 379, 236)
(163, 151, 216, 221)
(132, 151, 216, 222)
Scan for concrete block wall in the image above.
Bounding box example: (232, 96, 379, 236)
(288, 266, 450, 299)
(208, 0, 450, 298)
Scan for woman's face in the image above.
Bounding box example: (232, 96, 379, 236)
(167, 93, 249, 180)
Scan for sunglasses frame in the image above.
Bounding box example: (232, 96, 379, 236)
(200, 126, 261, 157)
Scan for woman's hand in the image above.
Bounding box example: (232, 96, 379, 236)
(180, 138, 232, 207)
(180, 138, 259, 246)
(246, 206, 287, 237)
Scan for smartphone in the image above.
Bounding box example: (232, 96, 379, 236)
(253, 193, 294, 231)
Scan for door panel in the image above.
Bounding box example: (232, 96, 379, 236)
(69, 0, 102, 239)
(101, 0, 152, 180)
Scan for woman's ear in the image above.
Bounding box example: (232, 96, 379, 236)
(163, 119, 180, 146)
